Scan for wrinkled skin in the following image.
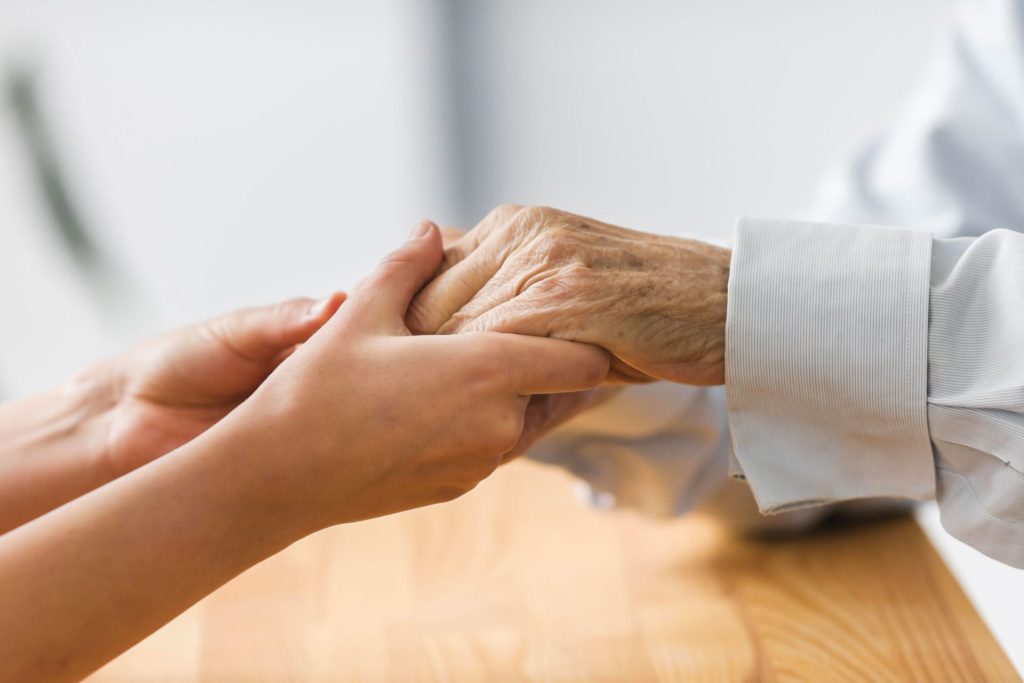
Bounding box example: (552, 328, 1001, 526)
(409, 205, 730, 386)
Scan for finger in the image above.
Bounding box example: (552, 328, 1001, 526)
(434, 256, 535, 335)
(606, 357, 658, 384)
(450, 295, 550, 337)
(503, 390, 611, 462)
(438, 204, 520, 274)
(348, 221, 444, 327)
(439, 226, 466, 248)
(405, 233, 505, 334)
(461, 300, 656, 386)
(406, 205, 521, 334)
(209, 292, 346, 364)
(496, 334, 610, 395)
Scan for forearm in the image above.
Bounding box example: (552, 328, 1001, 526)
(0, 419, 299, 682)
(0, 375, 116, 533)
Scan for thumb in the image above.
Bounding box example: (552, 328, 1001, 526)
(207, 292, 346, 365)
(349, 220, 444, 327)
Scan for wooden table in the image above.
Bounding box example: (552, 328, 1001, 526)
(88, 460, 1019, 682)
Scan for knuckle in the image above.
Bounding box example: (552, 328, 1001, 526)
(560, 261, 593, 286)
(480, 358, 515, 393)
(488, 203, 522, 222)
(443, 309, 475, 332)
(481, 204, 524, 236)
(514, 205, 549, 229)
(404, 304, 430, 333)
(527, 218, 583, 262)
(457, 336, 512, 389)
(488, 406, 525, 451)
(377, 251, 416, 269)
(530, 264, 590, 301)
(205, 316, 260, 364)
(539, 232, 573, 260)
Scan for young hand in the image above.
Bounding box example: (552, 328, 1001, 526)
(78, 294, 345, 478)
(217, 220, 610, 531)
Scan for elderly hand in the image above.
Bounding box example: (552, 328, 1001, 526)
(430, 224, 620, 457)
(407, 205, 730, 385)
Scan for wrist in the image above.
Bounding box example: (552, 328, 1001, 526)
(701, 243, 730, 383)
(167, 419, 309, 555)
(63, 360, 125, 479)
(0, 366, 121, 532)
(663, 236, 730, 385)
(198, 396, 327, 541)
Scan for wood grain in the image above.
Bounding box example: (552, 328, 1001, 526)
(87, 460, 1019, 683)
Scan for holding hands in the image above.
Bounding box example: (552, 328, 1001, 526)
(0, 218, 611, 536)
(220, 221, 609, 529)
(0, 221, 610, 682)
(0, 205, 722, 681)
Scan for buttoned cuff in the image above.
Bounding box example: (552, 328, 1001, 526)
(725, 217, 935, 514)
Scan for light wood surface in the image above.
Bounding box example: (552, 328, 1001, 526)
(87, 460, 1019, 682)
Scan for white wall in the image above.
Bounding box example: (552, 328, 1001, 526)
(449, 0, 950, 241)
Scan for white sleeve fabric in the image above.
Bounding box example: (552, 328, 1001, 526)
(726, 218, 934, 512)
(526, 369, 830, 533)
(728, 220, 1024, 569)
(526, 382, 730, 519)
(928, 232, 1024, 567)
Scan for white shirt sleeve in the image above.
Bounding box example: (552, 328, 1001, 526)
(923, 232, 1024, 567)
(726, 218, 934, 511)
(728, 220, 1024, 569)
(527, 382, 731, 518)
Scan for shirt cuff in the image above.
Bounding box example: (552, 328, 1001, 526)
(725, 217, 935, 514)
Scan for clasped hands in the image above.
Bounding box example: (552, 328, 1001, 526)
(0, 205, 732, 682)
(38, 206, 728, 538)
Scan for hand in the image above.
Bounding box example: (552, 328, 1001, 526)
(406, 205, 730, 385)
(76, 294, 345, 478)
(219, 221, 610, 530)
(432, 225, 618, 456)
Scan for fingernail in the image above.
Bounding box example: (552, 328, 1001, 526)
(408, 220, 434, 240)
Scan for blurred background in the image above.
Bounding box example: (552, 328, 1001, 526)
(0, 0, 946, 396)
(3, 0, 1020, 671)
